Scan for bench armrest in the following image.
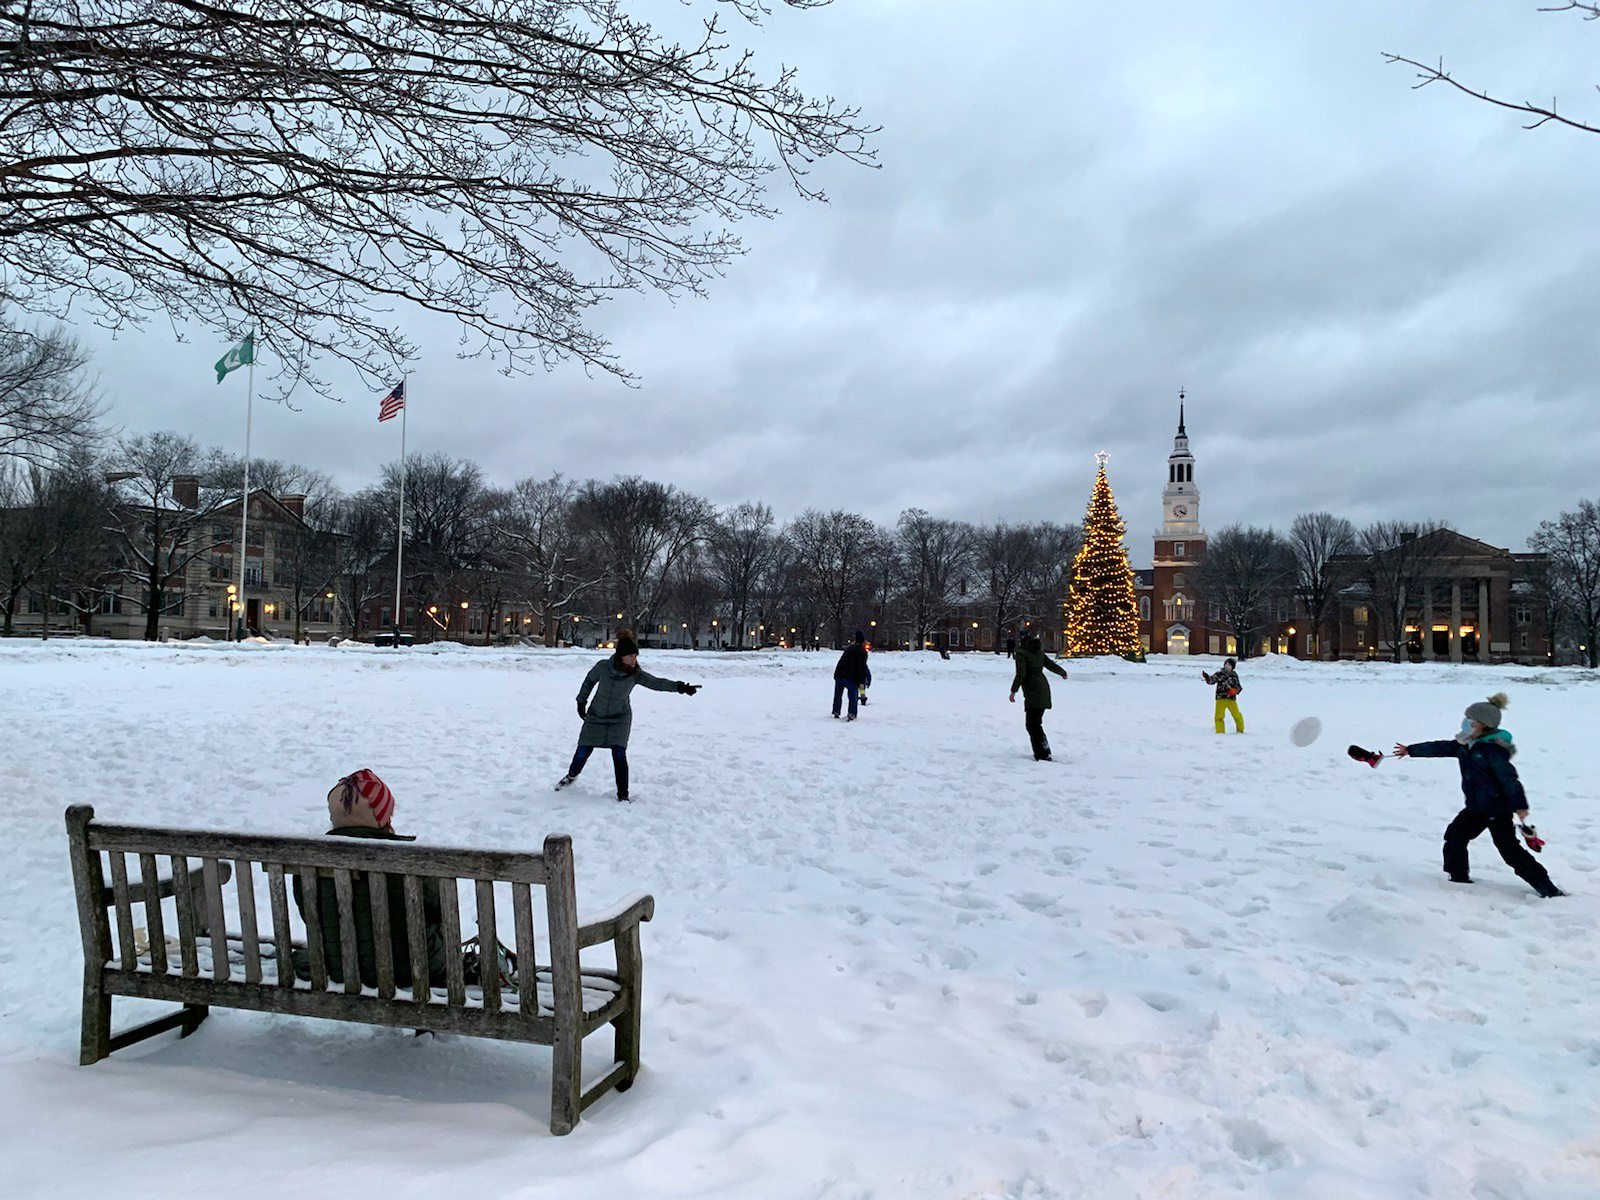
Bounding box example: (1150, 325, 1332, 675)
(575, 892, 654, 950)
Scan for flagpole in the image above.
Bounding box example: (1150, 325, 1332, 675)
(393, 385, 406, 648)
(238, 343, 254, 641)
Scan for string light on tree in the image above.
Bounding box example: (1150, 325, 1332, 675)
(1064, 451, 1144, 660)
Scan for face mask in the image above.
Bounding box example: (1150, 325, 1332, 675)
(1460, 718, 1476, 737)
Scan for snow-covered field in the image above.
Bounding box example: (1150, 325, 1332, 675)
(3, 640, 1597, 1199)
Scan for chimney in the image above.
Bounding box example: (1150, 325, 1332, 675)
(172, 475, 199, 508)
(279, 493, 305, 518)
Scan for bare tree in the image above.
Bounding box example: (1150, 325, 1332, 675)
(786, 508, 876, 648)
(374, 452, 492, 611)
(575, 477, 709, 632)
(0, 323, 103, 467)
(1287, 511, 1357, 660)
(1201, 524, 1294, 658)
(977, 520, 1077, 649)
(706, 501, 779, 649)
(492, 473, 600, 646)
(103, 432, 233, 640)
(895, 508, 975, 651)
(1530, 500, 1600, 667)
(328, 489, 392, 638)
(1386, 5, 1600, 139)
(1, 0, 877, 393)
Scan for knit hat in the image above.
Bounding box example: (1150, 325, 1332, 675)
(853, 629, 866, 644)
(327, 769, 396, 831)
(1464, 692, 1508, 730)
(615, 629, 640, 657)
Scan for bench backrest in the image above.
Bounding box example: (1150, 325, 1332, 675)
(65, 804, 582, 1019)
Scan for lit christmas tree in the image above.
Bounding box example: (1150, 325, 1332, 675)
(1064, 451, 1144, 659)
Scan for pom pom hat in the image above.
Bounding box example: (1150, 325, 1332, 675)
(1464, 692, 1509, 730)
(615, 629, 640, 657)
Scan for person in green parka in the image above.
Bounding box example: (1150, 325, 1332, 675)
(1008, 630, 1068, 761)
(555, 629, 700, 802)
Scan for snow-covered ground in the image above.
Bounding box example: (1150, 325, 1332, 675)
(3, 639, 1597, 1199)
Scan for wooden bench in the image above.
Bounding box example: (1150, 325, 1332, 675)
(65, 804, 654, 1134)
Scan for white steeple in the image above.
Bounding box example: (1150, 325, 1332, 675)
(1161, 390, 1200, 536)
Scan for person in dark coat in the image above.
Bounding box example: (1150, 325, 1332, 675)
(1009, 631, 1068, 760)
(292, 770, 449, 990)
(1393, 692, 1564, 897)
(1201, 657, 1243, 733)
(555, 629, 699, 801)
(833, 630, 869, 720)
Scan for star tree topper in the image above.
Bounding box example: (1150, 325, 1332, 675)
(1095, 450, 1109, 468)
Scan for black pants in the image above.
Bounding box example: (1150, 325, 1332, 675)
(1442, 809, 1552, 891)
(568, 744, 629, 798)
(1024, 706, 1051, 760)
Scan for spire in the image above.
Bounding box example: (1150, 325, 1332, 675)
(1177, 387, 1186, 436)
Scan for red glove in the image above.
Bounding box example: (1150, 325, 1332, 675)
(1519, 822, 1544, 853)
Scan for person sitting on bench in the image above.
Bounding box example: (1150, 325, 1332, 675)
(291, 770, 449, 989)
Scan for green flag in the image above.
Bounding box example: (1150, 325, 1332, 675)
(215, 334, 255, 383)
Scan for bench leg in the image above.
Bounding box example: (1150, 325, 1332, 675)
(179, 1004, 209, 1038)
(613, 924, 644, 1090)
(549, 1016, 582, 1136)
(79, 972, 110, 1065)
(612, 1004, 641, 1092)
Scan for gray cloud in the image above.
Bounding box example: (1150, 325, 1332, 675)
(66, 0, 1600, 563)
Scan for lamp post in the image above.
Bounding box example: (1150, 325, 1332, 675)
(710, 618, 718, 650)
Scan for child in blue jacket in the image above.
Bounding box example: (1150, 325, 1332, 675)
(1393, 692, 1564, 897)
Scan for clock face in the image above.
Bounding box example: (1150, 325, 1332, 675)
(1172, 505, 1188, 518)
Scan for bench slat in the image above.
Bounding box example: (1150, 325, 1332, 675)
(332, 869, 361, 994)
(108, 853, 137, 970)
(171, 858, 199, 979)
(266, 864, 294, 989)
(368, 870, 396, 1001)
(202, 858, 229, 981)
(512, 883, 536, 1015)
(403, 875, 429, 1004)
(297, 867, 328, 991)
(84, 824, 549, 885)
(234, 860, 261, 985)
(476, 880, 499, 1014)
(140, 853, 168, 975)
(439, 882, 465, 1006)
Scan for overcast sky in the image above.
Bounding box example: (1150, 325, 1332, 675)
(72, 1, 1600, 566)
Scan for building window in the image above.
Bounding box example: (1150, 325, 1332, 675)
(100, 591, 122, 615)
(1208, 601, 1220, 621)
(948, 629, 959, 647)
(1174, 542, 1185, 558)
(1277, 598, 1288, 621)
(1353, 605, 1369, 625)
(1209, 635, 1220, 654)
(208, 594, 219, 618)
(1519, 632, 1529, 652)
(210, 553, 232, 581)
(1139, 595, 1150, 620)
(1173, 572, 1186, 587)
(212, 522, 232, 543)
(1514, 605, 1532, 625)
(28, 592, 42, 614)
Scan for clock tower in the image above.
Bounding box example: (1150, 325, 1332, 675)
(1161, 394, 1200, 536)
(1144, 392, 1208, 655)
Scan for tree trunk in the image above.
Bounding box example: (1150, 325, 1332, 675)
(144, 563, 162, 641)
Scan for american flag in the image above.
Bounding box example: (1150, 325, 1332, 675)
(378, 381, 405, 422)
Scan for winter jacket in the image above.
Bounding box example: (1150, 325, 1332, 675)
(834, 642, 869, 686)
(1405, 729, 1529, 815)
(1203, 667, 1242, 700)
(576, 654, 682, 748)
(291, 826, 449, 990)
(1010, 636, 1067, 709)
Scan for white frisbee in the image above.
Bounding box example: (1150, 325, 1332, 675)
(1290, 716, 1323, 747)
